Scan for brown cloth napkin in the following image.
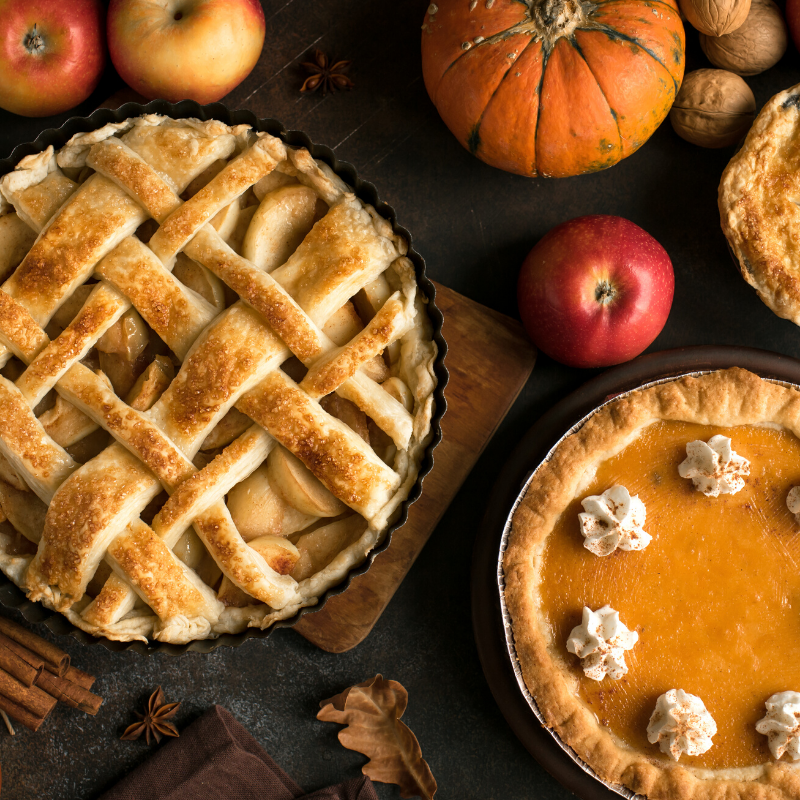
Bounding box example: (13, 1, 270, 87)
(100, 704, 378, 800)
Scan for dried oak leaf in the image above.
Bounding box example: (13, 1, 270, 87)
(121, 686, 180, 745)
(318, 675, 437, 799)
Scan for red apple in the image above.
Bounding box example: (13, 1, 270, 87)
(0, 0, 105, 117)
(787, 0, 800, 53)
(517, 215, 674, 369)
(107, 0, 265, 104)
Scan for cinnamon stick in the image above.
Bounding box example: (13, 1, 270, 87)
(0, 693, 48, 732)
(0, 641, 40, 688)
(0, 618, 68, 676)
(35, 671, 102, 716)
(63, 665, 95, 690)
(0, 667, 56, 720)
(0, 634, 45, 671)
(0, 631, 77, 686)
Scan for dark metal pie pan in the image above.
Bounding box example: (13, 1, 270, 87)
(0, 100, 448, 655)
(472, 345, 800, 800)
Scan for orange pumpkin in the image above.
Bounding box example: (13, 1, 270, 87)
(421, 0, 685, 177)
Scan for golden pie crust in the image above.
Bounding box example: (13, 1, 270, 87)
(719, 82, 800, 326)
(504, 369, 800, 800)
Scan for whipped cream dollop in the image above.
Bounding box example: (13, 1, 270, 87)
(578, 485, 651, 556)
(566, 605, 638, 681)
(787, 487, 800, 525)
(647, 689, 717, 761)
(678, 435, 749, 497)
(755, 691, 800, 761)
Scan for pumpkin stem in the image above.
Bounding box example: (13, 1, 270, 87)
(595, 280, 616, 305)
(532, 0, 585, 41)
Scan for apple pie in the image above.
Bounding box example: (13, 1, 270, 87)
(0, 114, 439, 644)
(505, 369, 800, 800)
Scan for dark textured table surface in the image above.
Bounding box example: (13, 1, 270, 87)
(1, 2, 800, 799)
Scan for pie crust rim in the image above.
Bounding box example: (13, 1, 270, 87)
(0, 102, 447, 654)
(504, 368, 800, 800)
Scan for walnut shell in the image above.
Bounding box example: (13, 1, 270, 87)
(669, 69, 756, 148)
(700, 0, 787, 75)
(679, 0, 750, 35)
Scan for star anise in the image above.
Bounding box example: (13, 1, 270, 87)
(300, 50, 353, 95)
(120, 686, 180, 745)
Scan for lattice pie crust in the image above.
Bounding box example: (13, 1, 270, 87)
(0, 115, 438, 644)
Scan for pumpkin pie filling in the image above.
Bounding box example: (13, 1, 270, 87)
(539, 420, 800, 771)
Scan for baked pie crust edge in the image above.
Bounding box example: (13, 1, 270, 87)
(504, 368, 800, 800)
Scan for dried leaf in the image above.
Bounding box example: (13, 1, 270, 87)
(318, 675, 437, 799)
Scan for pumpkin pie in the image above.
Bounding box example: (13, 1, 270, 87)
(504, 368, 800, 800)
(720, 82, 800, 327)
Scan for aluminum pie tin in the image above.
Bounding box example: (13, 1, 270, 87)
(496, 370, 800, 799)
(0, 99, 449, 655)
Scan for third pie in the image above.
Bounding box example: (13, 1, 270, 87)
(720, 82, 800, 326)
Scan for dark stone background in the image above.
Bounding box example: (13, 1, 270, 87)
(0, 1, 799, 798)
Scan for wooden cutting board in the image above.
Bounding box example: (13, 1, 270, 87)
(295, 282, 536, 652)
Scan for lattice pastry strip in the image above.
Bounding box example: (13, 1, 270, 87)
(14, 283, 129, 408)
(0, 116, 438, 643)
(0, 376, 77, 502)
(0, 290, 50, 364)
(104, 519, 223, 633)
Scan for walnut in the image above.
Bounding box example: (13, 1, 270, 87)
(700, 0, 787, 76)
(669, 69, 756, 148)
(679, 0, 750, 35)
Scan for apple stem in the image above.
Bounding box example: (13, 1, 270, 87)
(595, 280, 616, 304)
(24, 24, 46, 56)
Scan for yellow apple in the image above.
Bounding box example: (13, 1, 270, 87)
(107, 0, 265, 103)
